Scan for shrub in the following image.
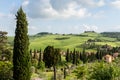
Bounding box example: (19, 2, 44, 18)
(0, 61, 13, 80)
(74, 64, 89, 80)
(37, 61, 45, 71)
(90, 62, 120, 80)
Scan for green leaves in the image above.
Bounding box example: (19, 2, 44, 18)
(13, 7, 31, 80)
(74, 61, 120, 80)
(43, 46, 61, 68)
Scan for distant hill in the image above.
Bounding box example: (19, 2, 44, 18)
(28, 32, 120, 51)
(101, 32, 120, 40)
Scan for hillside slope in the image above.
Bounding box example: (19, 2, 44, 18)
(29, 32, 120, 51)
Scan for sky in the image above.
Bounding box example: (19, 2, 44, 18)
(0, 0, 120, 36)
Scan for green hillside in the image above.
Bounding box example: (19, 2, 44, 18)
(28, 32, 120, 51)
(8, 32, 120, 51)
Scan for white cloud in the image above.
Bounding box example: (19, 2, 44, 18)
(93, 11, 105, 18)
(83, 24, 98, 31)
(76, 0, 105, 7)
(111, 0, 120, 9)
(28, 26, 37, 30)
(27, 0, 58, 18)
(25, 0, 91, 19)
(22, 0, 29, 7)
(0, 13, 13, 18)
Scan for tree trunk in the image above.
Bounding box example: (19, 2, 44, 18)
(53, 65, 56, 80)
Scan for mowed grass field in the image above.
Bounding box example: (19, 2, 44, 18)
(27, 32, 120, 51)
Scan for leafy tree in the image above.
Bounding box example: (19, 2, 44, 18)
(53, 48, 61, 80)
(13, 7, 31, 80)
(43, 46, 54, 68)
(43, 46, 61, 80)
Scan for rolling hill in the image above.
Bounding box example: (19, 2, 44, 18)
(7, 31, 120, 51)
(26, 31, 120, 51)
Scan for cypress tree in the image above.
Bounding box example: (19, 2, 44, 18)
(72, 49, 76, 64)
(13, 7, 31, 80)
(30, 49, 32, 61)
(66, 48, 70, 62)
(76, 51, 80, 65)
(82, 48, 87, 63)
(38, 49, 45, 70)
(33, 49, 37, 59)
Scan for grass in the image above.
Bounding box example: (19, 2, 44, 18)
(8, 32, 120, 51)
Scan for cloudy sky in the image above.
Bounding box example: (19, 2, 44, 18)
(0, 0, 120, 35)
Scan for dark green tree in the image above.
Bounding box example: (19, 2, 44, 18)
(53, 48, 61, 80)
(43, 46, 54, 68)
(81, 48, 88, 63)
(65, 48, 71, 62)
(43, 46, 61, 80)
(76, 51, 80, 65)
(72, 49, 76, 64)
(13, 7, 31, 80)
(33, 49, 37, 59)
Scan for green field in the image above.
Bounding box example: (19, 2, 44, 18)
(26, 32, 120, 51)
(8, 32, 120, 51)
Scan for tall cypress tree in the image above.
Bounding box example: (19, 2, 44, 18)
(72, 49, 76, 64)
(66, 48, 70, 62)
(13, 7, 31, 80)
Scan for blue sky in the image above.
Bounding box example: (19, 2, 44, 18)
(0, 0, 120, 35)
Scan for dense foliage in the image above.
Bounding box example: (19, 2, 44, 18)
(74, 61, 120, 80)
(0, 61, 13, 80)
(101, 32, 120, 41)
(13, 7, 31, 80)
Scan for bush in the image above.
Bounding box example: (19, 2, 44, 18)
(31, 59, 38, 68)
(74, 61, 120, 80)
(37, 61, 45, 71)
(0, 61, 13, 80)
(74, 64, 89, 80)
(90, 62, 120, 80)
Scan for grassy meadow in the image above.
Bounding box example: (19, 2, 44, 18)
(8, 32, 120, 51)
(27, 32, 120, 52)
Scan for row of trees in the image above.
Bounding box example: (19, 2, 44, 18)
(65, 46, 120, 64)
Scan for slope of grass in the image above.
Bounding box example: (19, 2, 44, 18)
(8, 32, 120, 51)
(29, 32, 120, 51)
